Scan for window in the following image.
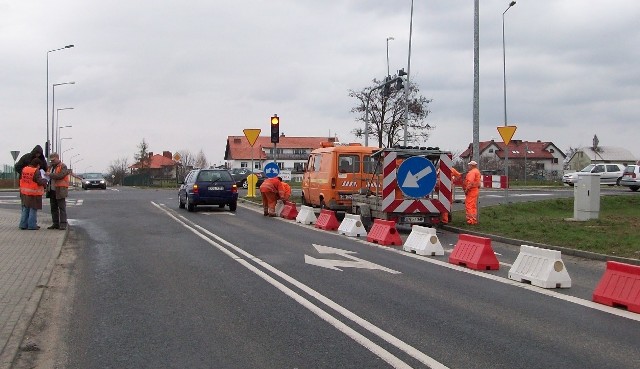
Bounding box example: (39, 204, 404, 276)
(536, 163, 545, 170)
(552, 158, 558, 164)
(240, 162, 248, 168)
(294, 162, 306, 172)
(363, 155, 380, 174)
(488, 149, 494, 153)
(293, 149, 307, 155)
(512, 150, 520, 154)
(338, 155, 359, 173)
(606, 165, 621, 172)
(593, 165, 605, 173)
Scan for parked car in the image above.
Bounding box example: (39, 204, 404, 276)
(620, 165, 640, 191)
(562, 163, 625, 186)
(230, 168, 265, 189)
(178, 169, 238, 212)
(81, 173, 107, 190)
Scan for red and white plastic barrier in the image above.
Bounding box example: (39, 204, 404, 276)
(482, 175, 508, 189)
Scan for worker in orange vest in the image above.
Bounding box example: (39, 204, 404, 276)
(47, 152, 74, 230)
(260, 176, 287, 216)
(463, 160, 481, 224)
(19, 158, 48, 230)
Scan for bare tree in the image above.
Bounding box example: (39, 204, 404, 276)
(107, 157, 129, 186)
(349, 78, 433, 148)
(195, 149, 208, 169)
(177, 150, 197, 170)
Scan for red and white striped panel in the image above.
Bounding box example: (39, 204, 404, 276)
(382, 151, 452, 214)
(482, 175, 509, 189)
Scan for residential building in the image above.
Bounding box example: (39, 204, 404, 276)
(129, 151, 181, 179)
(224, 134, 338, 173)
(566, 146, 636, 171)
(460, 140, 566, 180)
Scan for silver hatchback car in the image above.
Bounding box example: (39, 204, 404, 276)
(620, 165, 640, 191)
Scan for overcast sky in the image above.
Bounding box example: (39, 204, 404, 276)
(2, 0, 639, 173)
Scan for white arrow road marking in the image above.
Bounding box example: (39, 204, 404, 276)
(401, 166, 432, 188)
(305, 244, 401, 274)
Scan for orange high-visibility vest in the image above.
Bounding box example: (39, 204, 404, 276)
(20, 166, 44, 196)
(52, 164, 70, 188)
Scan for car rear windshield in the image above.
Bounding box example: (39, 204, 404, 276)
(624, 166, 637, 174)
(197, 170, 232, 182)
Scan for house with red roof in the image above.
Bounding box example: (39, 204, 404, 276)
(460, 140, 566, 180)
(224, 134, 338, 173)
(129, 151, 181, 179)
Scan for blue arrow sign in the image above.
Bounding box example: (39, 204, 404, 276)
(264, 162, 280, 178)
(396, 156, 437, 198)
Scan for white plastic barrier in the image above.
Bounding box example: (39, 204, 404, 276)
(508, 245, 572, 288)
(295, 205, 317, 225)
(275, 201, 285, 217)
(338, 214, 367, 237)
(403, 225, 444, 256)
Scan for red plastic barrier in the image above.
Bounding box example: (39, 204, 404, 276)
(366, 219, 402, 246)
(315, 209, 340, 231)
(449, 234, 500, 270)
(280, 201, 298, 220)
(592, 261, 640, 314)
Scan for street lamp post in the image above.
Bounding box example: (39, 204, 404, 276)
(60, 141, 72, 161)
(386, 36, 394, 77)
(58, 125, 72, 152)
(55, 107, 73, 152)
(46, 44, 74, 157)
(502, 1, 516, 202)
(403, 0, 414, 146)
(51, 82, 75, 154)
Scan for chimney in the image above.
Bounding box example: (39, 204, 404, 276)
(163, 151, 172, 159)
(148, 152, 153, 158)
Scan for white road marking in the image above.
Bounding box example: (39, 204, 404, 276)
(305, 244, 401, 273)
(153, 202, 448, 369)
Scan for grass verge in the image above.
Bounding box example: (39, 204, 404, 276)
(450, 195, 640, 259)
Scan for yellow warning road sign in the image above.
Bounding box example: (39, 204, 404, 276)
(497, 125, 517, 146)
(243, 129, 261, 147)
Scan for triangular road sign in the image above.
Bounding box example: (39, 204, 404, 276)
(243, 129, 261, 147)
(497, 125, 517, 146)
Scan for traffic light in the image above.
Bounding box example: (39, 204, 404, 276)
(396, 68, 406, 90)
(381, 76, 391, 97)
(270, 114, 280, 143)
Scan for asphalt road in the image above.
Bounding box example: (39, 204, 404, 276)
(4, 187, 640, 369)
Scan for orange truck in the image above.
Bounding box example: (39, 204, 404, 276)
(301, 142, 380, 211)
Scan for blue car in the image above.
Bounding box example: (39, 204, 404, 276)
(178, 169, 238, 212)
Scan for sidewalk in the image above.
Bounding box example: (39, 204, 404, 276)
(0, 207, 66, 368)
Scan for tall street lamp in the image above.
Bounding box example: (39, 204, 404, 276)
(46, 44, 74, 157)
(403, 0, 414, 146)
(51, 82, 75, 153)
(56, 107, 73, 152)
(386, 36, 394, 77)
(502, 1, 516, 202)
(58, 125, 72, 152)
(60, 140, 72, 161)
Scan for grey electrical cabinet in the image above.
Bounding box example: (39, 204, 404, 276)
(573, 173, 600, 221)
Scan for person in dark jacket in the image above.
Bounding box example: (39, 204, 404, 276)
(15, 145, 47, 176)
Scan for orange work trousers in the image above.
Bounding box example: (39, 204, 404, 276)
(465, 188, 479, 224)
(261, 191, 278, 216)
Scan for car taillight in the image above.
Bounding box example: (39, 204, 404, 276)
(232, 184, 238, 193)
(192, 184, 199, 194)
